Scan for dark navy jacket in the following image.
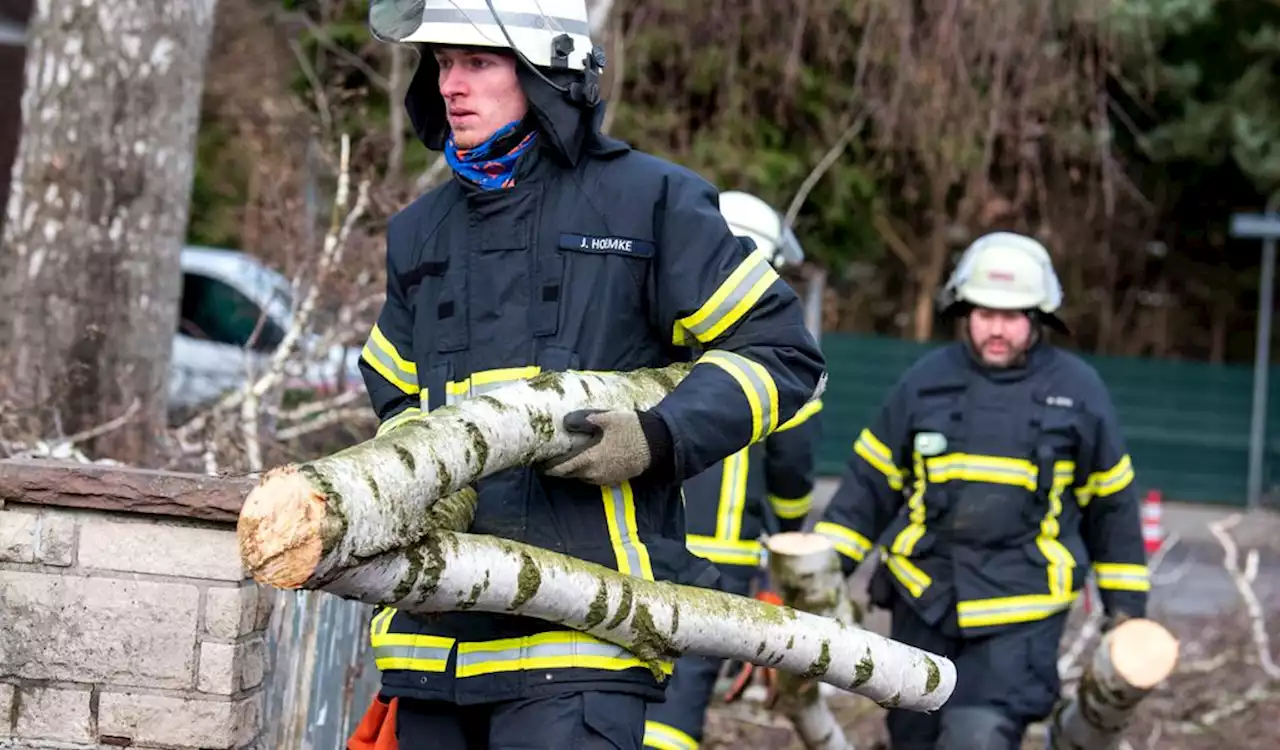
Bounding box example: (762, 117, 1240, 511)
(683, 398, 823, 573)
(358, 61, 825, 705)
(817, 340, 1148, 637)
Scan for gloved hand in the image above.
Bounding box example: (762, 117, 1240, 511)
(542, 409, 673, 486)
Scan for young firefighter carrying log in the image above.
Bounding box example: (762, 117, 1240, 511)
(642, 190, 825, 750)
(815, 233, 1151, 749)
(351, 1, 825, 747)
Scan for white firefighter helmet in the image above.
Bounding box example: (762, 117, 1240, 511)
(940, 231, 1064, 314)
(719, 190, 805, 269)
(369, 0, 596, 71)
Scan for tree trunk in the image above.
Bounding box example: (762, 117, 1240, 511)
(238, 363, 696, 589)
(911, 224, 952, 343)
(767, 532, 857, 750)
(321, 528, 957, 713)
(1048, 618, 1180, 749)
(0, 0, 218, 464)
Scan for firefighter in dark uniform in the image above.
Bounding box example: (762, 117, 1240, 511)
(815, 232, 1149, 750)
(642, 190, 823, 750)
(355, 3, 826, 748)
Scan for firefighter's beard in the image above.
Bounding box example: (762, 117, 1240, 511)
(968, 328, 1034, 369)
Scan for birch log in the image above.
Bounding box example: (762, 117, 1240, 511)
(319, 528, 957, 713)
(237, 363, 692, 589)
(766, 532, 857, 750)
(1048, 618, 1180, 749)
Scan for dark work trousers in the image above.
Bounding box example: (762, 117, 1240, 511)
(885, 594, 1068, 750)
(396, 691, 647, 750)
(642, 567, 756, 749)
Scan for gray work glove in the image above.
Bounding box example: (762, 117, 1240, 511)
(542, 409, 673, 486)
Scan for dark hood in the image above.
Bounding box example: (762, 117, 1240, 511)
(404, 50, 628, 167)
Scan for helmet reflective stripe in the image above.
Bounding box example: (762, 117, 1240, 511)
(718, 190, 805, 269)
(943, 232, 1063, 313)
(370, 0, 595, 70)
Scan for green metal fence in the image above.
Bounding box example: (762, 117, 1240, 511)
(816, 334, 1280, 507)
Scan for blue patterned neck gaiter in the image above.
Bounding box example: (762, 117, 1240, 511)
(444, 119, 539, 190)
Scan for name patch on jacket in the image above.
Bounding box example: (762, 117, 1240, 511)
(559, 234, 655, 258)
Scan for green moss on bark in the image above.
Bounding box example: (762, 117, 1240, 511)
(299, 464, 348, 555)
(606, 580, 634, 630)
(393, 444, 416, 474)
(510, 551, 542, 610)
(464, 421, 490, 470)
(851, 653, 875, 688)
(801, 640, 831, 678)
(584, 582, 610, 629)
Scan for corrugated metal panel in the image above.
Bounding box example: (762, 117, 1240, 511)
(260, 588, 381, 749)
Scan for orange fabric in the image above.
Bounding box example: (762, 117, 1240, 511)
(755, 590, 783, 606)
(348, 695, 399, 750)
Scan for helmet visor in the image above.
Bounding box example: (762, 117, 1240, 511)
(369, 0, 426, 43)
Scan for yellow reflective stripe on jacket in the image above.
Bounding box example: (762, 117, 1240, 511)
(881, 548, 932, 598)
(446, 365, 543, 405)
(924, 454, 1037, 490)
(769, 493, 812, 520)
(672, 248, 780, 346)
(603, 481, 654, 580)
(814, 521, 873, 562)
(369, 608, 455, 672)
(776, 398, 822, 432)
(1036, 461, 1078, 598)
(889, 450, 928, 556)
(644, 720, 700, 750)
(714, 449, 749, 540)
(1094, 562, 1151, 592)
(376, 406, 422, 436)
(697, 350, 779, 443)
(956, 592, 1077, 629)
(1085, 454, 1135, 502)
(455, 631, 673, 678)
(686, 535, 762, 566)
(362, 324, 420, 395)
(853, 428, 904, 490)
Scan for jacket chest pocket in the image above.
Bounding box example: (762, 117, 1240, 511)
(1030, 398, 1093, 491)
(557, 232, 654, 319)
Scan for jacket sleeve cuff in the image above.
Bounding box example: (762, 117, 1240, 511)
(636, 408, 676, 486)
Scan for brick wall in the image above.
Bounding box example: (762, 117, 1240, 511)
(0, 462, 270, 749)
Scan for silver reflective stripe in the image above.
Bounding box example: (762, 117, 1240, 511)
(715, 450, 748, 538)
(725, 352, 777, 435)
(445, 373, 532, 406)
(960, 597, 1072, 621)
(681, 253, 776, 342)
(421, 7, 591, 36)
(373, 637, 455, 665)
(363, 337, 419, 391)
(644, 721, 699, 750)
(605, 485, 645, 576)
(457, 639, 635, 673)
(374, 643, 453, 664)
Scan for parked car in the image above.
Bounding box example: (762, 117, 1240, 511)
(170, 245, 363, 413)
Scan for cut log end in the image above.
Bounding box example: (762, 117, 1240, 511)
(236, 466, 326, 589)
(1108, 618, 1180, 690)
(767, 531, 835, 557)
